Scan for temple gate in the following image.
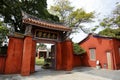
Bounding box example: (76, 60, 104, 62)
(2, 13, 73, 76)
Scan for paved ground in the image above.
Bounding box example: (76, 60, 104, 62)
(73, 67, 120, 80)
(0, 66, 119, 80)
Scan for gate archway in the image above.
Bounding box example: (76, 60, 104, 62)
(5, 13, 73, 76)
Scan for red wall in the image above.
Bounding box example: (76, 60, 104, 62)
(0, 57, 6, 74)
(56, 40, 81, 69)
(73, 54, 81, 67)
(4, 37, 36, 75)
(1, 37, 76, 75)
(112, 39, 120, 69)
(5, 37, 24, 74)
(79, 35, 120, 70)
(56, 42, 62, 70)
(56, 40, 73, 70)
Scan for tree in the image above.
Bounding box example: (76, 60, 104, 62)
(36, 43, 47, 50)
(93, 3, 120, 38)
(73, 43, 86, 55)
(0, 0, 59, 33)
(49, 0, 94, 33)
(50, 0, 74, 24)
(99, 28, 120, 39)
(0, 22, 8, 46)
(69, 8, 94, 33)
(99, 3, 120, 28)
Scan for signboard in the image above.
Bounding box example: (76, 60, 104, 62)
(35, 30, 58, 40)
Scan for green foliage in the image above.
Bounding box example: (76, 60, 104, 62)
(36, 57, 45, 65)
(99, 28, 120, 39)
(36, 43, 46, 50)
(73, 43, 86, 55)
(91, 25, 99, 32)
(99, 3, 120, 28)
(0, 22, 8, 46)
(0, 0, 59, 33)
(91, 3, 120, 33)
(69, 9, 94, 33)
(100, 22, 107, 27)
(69, 9, 94, 25)
(50, 0, 74, 24)
(49, 0, 94, 33)
(93, 3, 120, 33)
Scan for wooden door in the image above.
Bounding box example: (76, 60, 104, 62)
(51, 45, 56, 69)
(106, 52, 112, 69)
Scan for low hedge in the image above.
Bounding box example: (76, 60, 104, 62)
(0, 46, 7, 56)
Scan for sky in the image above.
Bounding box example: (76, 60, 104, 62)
(47, 0, 120, 43)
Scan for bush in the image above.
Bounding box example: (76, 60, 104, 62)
(42, 63, 50, 69)
(0, 22, 8, 46)
(0, 46, 7, 56)
(36, 57, 45, 65)
(73, 43, 86, 55)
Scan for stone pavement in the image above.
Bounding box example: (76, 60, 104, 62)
(0, 66, 119, 80)
(76, 67, 120, 80)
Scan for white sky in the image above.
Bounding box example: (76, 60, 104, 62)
(47, 0, 120, 43)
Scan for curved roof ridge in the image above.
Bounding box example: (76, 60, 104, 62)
(22, 12, 71, 31)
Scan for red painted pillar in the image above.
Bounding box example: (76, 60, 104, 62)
(61, 40, 73, 71)
(21, 36, 32, 76)
(112, 40, 117, 70)
(65, 40, 73, 71)
(5, 37, 23, 74)
(0, 57, 6, 74)
(30, 40, 36, 73)
(56, 42, 62, 70)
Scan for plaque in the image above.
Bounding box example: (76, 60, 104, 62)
(35, 30, 58, 40)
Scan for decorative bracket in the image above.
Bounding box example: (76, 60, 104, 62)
(25, 25, 32, 36)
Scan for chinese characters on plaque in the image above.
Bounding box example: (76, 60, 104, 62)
(36, 30, 58, 40)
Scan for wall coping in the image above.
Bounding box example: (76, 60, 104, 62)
(8, 32, 25, 39)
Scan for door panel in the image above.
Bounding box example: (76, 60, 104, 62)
(51, 45, 56, 69)
(106, 52, 112, 69)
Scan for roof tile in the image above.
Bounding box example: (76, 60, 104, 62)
(23, 18, 71, 31)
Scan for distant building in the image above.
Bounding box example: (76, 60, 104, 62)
(79, 33, 120, 70)
(37, 47, 50, 59)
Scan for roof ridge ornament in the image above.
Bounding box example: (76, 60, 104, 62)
(22, 11, 29, 19)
